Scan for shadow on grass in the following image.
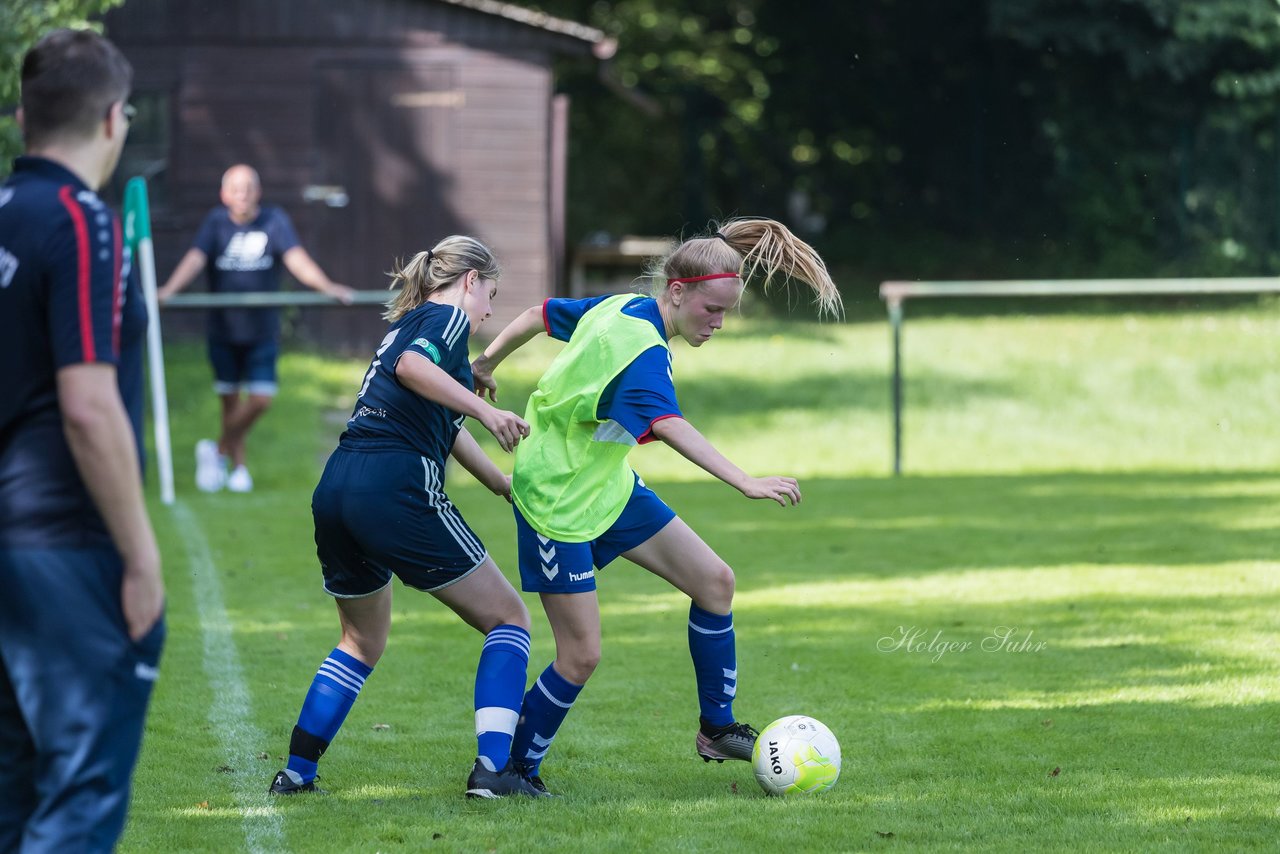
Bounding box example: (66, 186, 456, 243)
(596, 587, 1276, 704)
(645, 470, 1280, 579)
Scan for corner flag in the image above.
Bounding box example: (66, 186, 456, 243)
(124, 177, 175, 505)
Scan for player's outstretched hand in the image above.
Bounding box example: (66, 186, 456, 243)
(480, 407, 530, 453)
(472, 358, 498, 401)
(740, 475, 802, 507)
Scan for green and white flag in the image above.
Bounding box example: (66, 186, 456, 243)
(124, 177, 175, 505)
(123, 176, 152, 249)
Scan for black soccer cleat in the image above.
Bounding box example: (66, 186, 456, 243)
(269, 769, 324, 795)
(465, 759, 542, 799)
(695, 720, 759, 763)
(514, 763, 557, 798)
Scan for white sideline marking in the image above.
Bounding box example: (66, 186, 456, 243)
(172, 501, 284, 853)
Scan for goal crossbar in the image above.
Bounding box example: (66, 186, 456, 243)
(877, 277, 1280, 475)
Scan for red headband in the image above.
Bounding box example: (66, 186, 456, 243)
(666, 272, 741, 286)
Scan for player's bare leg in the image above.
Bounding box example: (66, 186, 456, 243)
(540, 590, 602, 686)
(217, 392, 271, 490)
(334, 582, 393, 666)
(621, 516, 733, 615)
(432, 558, 530, 633)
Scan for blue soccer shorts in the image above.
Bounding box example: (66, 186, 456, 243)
(515, 473, 676, 594)
(208, 338, 278, 396)
(313, 445, 489, 597)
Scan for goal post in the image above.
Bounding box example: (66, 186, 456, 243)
(878, 277, 1280, 476)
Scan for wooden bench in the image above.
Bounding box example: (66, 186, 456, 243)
(568, 236, 675, 297)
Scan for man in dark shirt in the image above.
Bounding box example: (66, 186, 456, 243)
(0, 29, 165, 851)
(158, 164, 353, 492)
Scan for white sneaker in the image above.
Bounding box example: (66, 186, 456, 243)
(195, 440, 226, 492)
(226, 465, 254, 493)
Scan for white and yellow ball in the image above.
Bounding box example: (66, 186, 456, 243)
(751, 715, 841, 796)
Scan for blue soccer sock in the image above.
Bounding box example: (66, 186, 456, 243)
(286, 648, 373, 783)
(510, 663, 583, 775)
(474, 624, 531, 771)
(688, 603, 736, 728)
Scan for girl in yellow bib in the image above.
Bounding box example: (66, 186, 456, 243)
(471, 218, 841, 793)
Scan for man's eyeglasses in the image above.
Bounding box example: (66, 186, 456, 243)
(108, 102, 137, 123)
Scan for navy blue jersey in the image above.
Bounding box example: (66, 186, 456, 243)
(0, 156, 147, 548)
(341, 302, 473, 463)
(544, 295, 681, 443)
(192, 205, 300, 344)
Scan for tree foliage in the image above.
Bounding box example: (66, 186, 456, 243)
(530, 0, 1280, 282)
(991, 0, 1280, 96)
(988, 0, 1280, 270)
(0, 0, 125, 174)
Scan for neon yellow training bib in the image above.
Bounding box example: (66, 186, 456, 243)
(512, 295, 669, 541)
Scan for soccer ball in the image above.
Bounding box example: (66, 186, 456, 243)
(751, 715, 841, 796)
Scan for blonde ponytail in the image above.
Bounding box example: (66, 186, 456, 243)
(654, 218, 843, 318)
(384, 235, 501, 322)
(721, 218, 842, 318)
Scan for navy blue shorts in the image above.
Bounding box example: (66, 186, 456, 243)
(515, 473, 676, 593)
(313, 445, 489, 597)
(0, 547, 165, 852)
(208, 338, 278, 396)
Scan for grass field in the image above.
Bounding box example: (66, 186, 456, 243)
(120, 302, 1280, 852)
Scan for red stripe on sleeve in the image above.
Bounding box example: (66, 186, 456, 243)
(57, 186, 95, 362)
(638, 413, 683, 445)
(111, 217, 123, 355)
(541, 298, 552, 335)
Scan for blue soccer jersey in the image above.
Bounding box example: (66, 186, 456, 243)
(341, 302, 473, 463)
(192, 205, 300, 344)
(0, 156, 147, 547)
(543, 295, 682, 443)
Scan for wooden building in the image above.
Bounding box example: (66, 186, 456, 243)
(103, 0, 605, 347)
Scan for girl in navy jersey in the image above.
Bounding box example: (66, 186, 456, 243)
(270, 236, 541, 799)
(472, 217, 841, 794)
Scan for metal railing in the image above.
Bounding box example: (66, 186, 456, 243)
(163, 290, 396, 309)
